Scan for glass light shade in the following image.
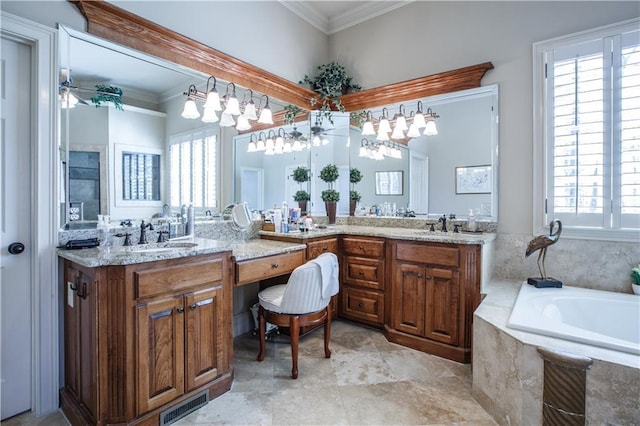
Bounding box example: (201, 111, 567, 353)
(264, 146, 275, 155)
(242, 101, 258, 120)
(361, 121, 375, 136)
(312, 135, 321, 146)
(181, 98, 200, 119)
(203, 90, 222, 111)
(201, 107, 219, 123)
(265, 137, 274, 150)
(61, 91, 79, 109)
(219, 112, 235, 127)
(391, 125, 405, 140)
(359, 146, 368, 157)
(283, 141, 292, 153)
(292, 140, 303, 151)
(322, 137, 329, 146)
(395, 115, 408, 132)
(224, 96, 241, 115)
(373, 150, 384, 160)
(406, 123, 421, 138)
(274, 144, 283, 155)
(424, 120, 438, 136)
(376, 128, 389, 141)
(258, 107, 273, 124)
(235, 115, 251, 131)
(275, 136, 284, 149)
(247, 141, 257, 152)
(413, 112, 427, 128)
(378, 117, 392, 134)
(377, 144, 387, 156)
(256, 139, 266, 151)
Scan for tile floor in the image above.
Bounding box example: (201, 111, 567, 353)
(4, 320, 496, 425)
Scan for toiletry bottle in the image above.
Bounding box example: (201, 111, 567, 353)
(273, 209, 282, 233)
(467, 209, 476, 232)
(186, 204, 195, 235)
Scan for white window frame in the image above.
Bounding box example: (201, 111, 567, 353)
(533, 18, 640, 242)
(168, 127, 220, 210)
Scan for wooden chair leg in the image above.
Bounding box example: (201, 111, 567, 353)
(324, 306, 332, 358)
(257, 306, 266, 362)
(289, 315, 300, 379)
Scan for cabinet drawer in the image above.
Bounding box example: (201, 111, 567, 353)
(340, 287, 384, 326)
(307, 238, 338, 259)
(343, 256, 384, 290)
(135, 258, 223, 299)
(395, 242, 459, 267)
(342, 237, 385, 258)
(235, 250, 305, 285)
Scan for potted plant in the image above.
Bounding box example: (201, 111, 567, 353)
(631, 264, 640, 295)
(319, 164, 340, 224)
(299, 62, 361, 125)
(349, 167, 363, 216)
(291, 166, 311, 213)
(91, 84, 124, 110)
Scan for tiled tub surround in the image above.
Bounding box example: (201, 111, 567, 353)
(493, 233, 640, 294)
(472, 280, 640, 425)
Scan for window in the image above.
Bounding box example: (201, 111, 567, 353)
(169, 129, 218, 209)
(122, 152, 160, 201)
(533, 19, 640, 241)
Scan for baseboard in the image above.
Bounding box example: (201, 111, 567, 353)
(233, 311, 254, 337)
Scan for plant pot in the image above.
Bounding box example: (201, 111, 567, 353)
(325, 202, 337, 225)
(349, 200, 356, 216)
(298, 201, 308, 215)
(632, 283, 640, 295)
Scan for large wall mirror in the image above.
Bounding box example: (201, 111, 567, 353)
(348, 85, 499, 220)
(58, 25, 289, 229)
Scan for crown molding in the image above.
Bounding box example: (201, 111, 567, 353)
(279, 1, 414, 35)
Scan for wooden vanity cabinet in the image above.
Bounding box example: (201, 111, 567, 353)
(61, 252, 233, 426)
(339, 236, 385, 327)
(385, 241, 481, 363)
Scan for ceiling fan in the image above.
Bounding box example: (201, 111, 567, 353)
(59, 68, 123, 110)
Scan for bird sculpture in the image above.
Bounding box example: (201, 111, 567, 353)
(526, 219, 562, 281)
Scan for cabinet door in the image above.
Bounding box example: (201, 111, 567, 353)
(63, 263, 98, 423)
(425, 267, 459, 345)
(185, 286, 226, 391)
(392, 263, 426, 336)
(136, 296, 185, 414)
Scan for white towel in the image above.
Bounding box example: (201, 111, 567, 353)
(311, 253, 339, 299)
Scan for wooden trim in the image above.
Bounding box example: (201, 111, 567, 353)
(340, 62, 494, 111)
(71, 0, 493, 117)
(70, 0, 316, 108)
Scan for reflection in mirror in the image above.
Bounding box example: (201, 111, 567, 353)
(58, 25, 289, 228)
(349, 85, 499, 220)
(375, 171, 404, 196)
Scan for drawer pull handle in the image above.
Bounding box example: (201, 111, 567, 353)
(358, 302, 364, 308)
(425, 275, 431, 280)
(70, 276, 80, 292)
(358, 245, 364, 250)
(176, 306, 184, 314)
(272, 263, 279, 268)
(358, 271, 364, 276)
(322, 246, 328, 251)
(417, 274, 423, 278)
(77, 282, 87, 300)
(189, 304, 197, 310)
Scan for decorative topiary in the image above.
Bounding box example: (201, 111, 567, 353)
(293, 190, 311, 202)
(90, 84, 124, 110)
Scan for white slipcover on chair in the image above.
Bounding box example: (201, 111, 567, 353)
(256, 252, 339, 379)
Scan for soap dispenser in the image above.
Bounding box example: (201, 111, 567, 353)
(467, 209, 476, 232)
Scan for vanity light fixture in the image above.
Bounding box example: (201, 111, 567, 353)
(361, 101, 439, 141)
(359, 138, 402, 160)
(247, 134, 258, 152)
(181, 77, 273, 129)
(246, 126, 309, 154)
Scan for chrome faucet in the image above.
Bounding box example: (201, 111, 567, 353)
(138, 220, 154, 244)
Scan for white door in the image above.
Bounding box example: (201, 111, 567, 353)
(1, 36, 33, 420)
(410, 153, 429, 214)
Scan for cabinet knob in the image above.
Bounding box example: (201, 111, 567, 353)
(189, 304, 197, 310)
(322, 246, 328, 251)
(358, 245, 364, 250)
(272, 263, 279, 268)
(358, 302, 364, 308)
(176, 306, 184, 314)
(358, 270, 364, 276)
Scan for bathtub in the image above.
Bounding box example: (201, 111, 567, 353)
(507, 282, 640, 355)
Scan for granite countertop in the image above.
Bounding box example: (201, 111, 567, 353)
(58, 237, 305, 267)
(260, 224, 496, 245)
